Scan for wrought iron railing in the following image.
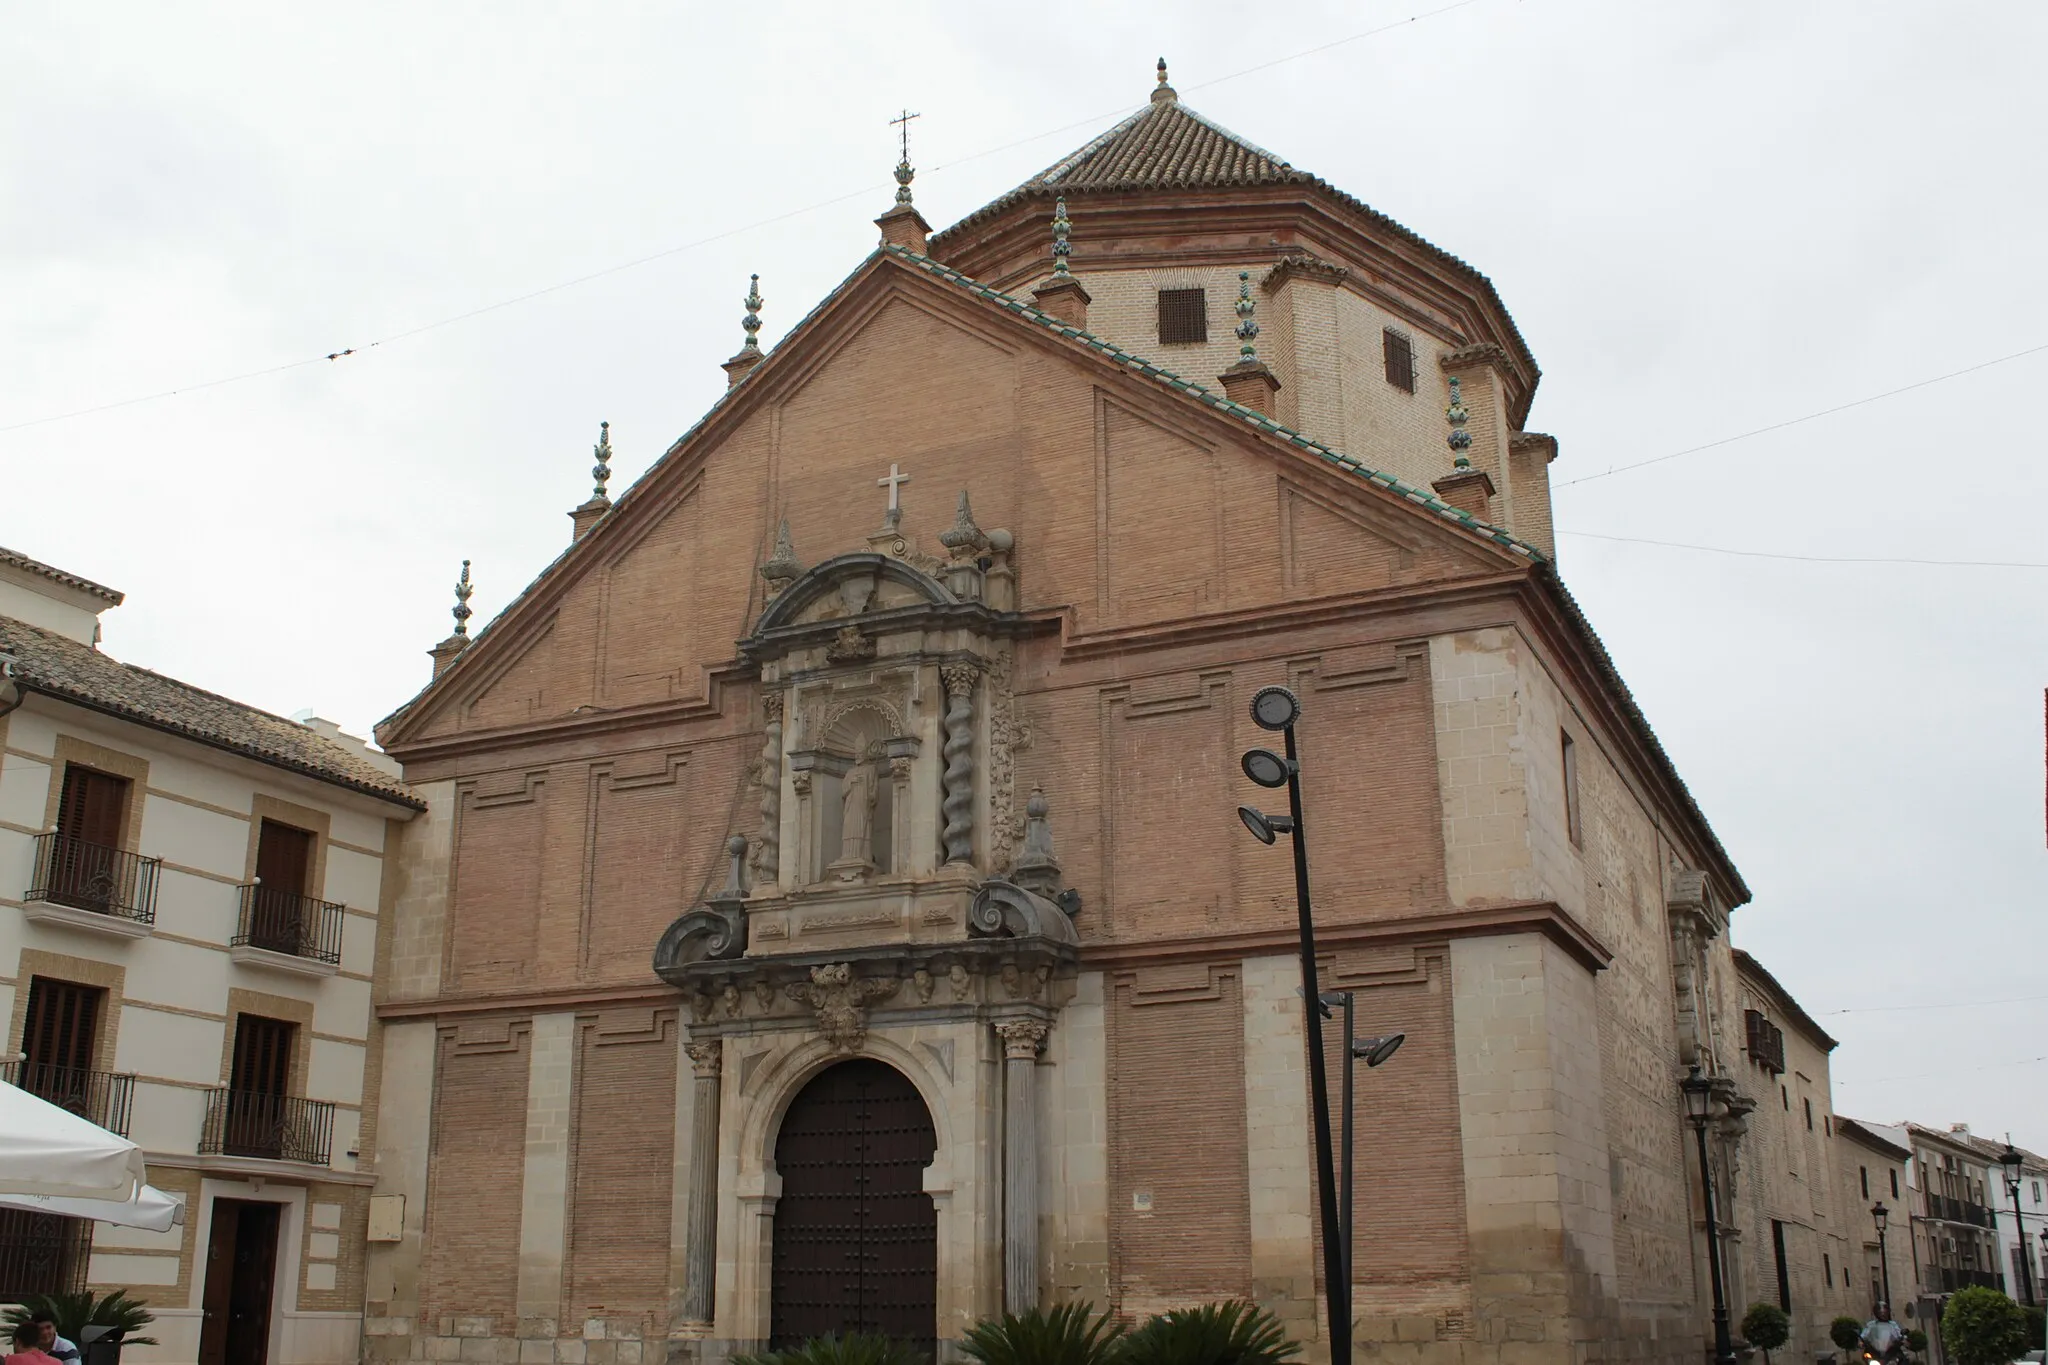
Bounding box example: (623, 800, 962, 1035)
(1927, 1194, 1995, 1228)
(232, 884, 345, 965)
(0, 1209, 90, 1299)
(24, 832, 160, 924)
(1930, 1265, 2005, 1293)
(0, 1061, 135, 1136)
(199, 1088, 334, 1165)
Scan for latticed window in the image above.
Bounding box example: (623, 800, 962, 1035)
(1383, 328, 1416, 391)
(1157, 288, 1207, 344)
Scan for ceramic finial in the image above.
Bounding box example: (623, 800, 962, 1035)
(1446, 376, 1473, 470)
(591, 421, 613, 500)
(741, 274, 764, 353)
(452, 560, 474, 637)
(1051, 196, 1072, 277)
(1235, 271, 1259, 361)
(1152, 57, 1176, 103)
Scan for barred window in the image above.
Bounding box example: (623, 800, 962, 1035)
(1157, 288, 1207, 344)
(1382, 328, 1416, 391)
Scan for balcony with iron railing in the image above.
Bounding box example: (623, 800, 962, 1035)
(1928, 1265, 2006, 1294)
(0, 1061, 135, 1136)
(230, 883, 345, 975)
(1925, 1193, 1995, 1228)
(23, 832, 161, 935)
(199, 1088, 335, 1166)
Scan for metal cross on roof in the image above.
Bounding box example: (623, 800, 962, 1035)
(890, 108, 920, 162)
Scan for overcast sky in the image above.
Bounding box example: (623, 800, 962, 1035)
(6, 2, 2046, 1146)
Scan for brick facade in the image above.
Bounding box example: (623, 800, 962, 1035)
(365, 81, 1753, 1365)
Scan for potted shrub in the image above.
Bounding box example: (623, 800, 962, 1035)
(1939, 1287, 2029, 1365)
(1740, 1302, 1790, 1364)
(1830, 1315, 1864, 1361)
(960, 1303, 1124, 1365)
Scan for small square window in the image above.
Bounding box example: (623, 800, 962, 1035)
(1158, 289, 1208, 344)
(1382, 329, 1416, 392)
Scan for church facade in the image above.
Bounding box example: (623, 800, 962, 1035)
(362, 68, 1754, 1365)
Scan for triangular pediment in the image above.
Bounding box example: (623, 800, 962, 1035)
(378, 245, 1534, 754)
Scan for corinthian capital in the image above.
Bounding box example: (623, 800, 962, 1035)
(994, 1018, 1049, 1060)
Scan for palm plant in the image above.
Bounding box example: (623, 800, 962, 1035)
(2, 1290, 159, 1348)
(733, 1334, 927, 1365)
(960, 1302, 1125, 1365)
(1116, 1301, 1300, 1365)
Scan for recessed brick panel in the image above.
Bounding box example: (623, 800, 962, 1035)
(567, 1012, 678, 1331)
(422, 1024, 529, 1327)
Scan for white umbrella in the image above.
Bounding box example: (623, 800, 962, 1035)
(0, 1080, 146, 1201)
(0, 1184, 183, 1232)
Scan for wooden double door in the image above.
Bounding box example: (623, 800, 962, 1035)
(769, 1061, 938, 1350)
(198, 1199, 281, 1365)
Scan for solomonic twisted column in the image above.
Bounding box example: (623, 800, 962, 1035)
(995, 1018, 1048, 1312)
(680, 1040, 722, 1323)
(941, 665, 978, 865)
(751, 692, 783, 885)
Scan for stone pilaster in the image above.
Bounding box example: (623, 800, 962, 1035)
(751, 692, 784, 887)
(681, 1039, 723, 1324)
(997, 1018, 1049, 1311)
(516, 1012, 577, 1322)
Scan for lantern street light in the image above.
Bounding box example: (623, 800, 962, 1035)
(2000, 1141, 2034, 1306)
(1681, 1066, 1738, 1365)
(1237, 686, 1348, 1365)
(1871, 1201, 1893, 1314)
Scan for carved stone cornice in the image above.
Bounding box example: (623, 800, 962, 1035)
(1438, 342, 1514, 376)
(1261, 253, 1351, 291)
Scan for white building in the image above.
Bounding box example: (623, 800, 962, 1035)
(0, 545, 421, 1365)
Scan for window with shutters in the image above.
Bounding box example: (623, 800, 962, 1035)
(1157, 288, 1207, 344)
(55, 766, 129, 849)
(1382, 329, 1416, 392)
(1745, 1009, 1787, 1074)
(17, 978, 102, 1119)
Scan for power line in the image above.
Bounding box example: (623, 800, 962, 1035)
(1556, 340, 2048, 489)
(1840, 1054, 2048, 1086)
(0, 0, 1494, 438)
(1557, 529, 2048, 570)
(1818, 993, 2048, 1017)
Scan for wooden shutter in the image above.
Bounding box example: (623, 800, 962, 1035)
(230, 1015, 293, 1097)
(1382, 329, 1415, 392)
(56, 766, 129, 848)
(254, 821, 313, 898)
(1157, 289, 1208, 344)
(22, 979, 99, 1075)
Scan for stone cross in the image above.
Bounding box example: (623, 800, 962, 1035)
(877, 463, 911, 525)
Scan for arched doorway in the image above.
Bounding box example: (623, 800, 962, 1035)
(770, 1059, 937, 1350)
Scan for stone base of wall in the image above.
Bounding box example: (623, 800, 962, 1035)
(363, 1318, 658, 1365)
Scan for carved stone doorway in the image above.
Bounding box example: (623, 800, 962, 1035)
(769, 1060, 937, 1350)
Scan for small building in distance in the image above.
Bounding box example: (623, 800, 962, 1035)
(0, 544, 422, 1365)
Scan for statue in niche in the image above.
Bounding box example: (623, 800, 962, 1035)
(837, 759, 878, 874)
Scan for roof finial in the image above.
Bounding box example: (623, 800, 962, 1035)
(1234, 270, 1259, 360)
(451, 559, 475, 637)
(1051, 196, 1072, 277)
(591, 421, 613, 500)
(890, 108, 921, 206)
(1152, 57, 1176, 104)
(1446, 376, 1473, 469)
(741, 274, 764, 353)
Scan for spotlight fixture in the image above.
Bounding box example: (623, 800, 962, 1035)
(1237, 806, 1295, 844)
(1250, 685, 1301, 732)
(1241, 748, 1291, 788)
(1352, 1032, 1406, 1068)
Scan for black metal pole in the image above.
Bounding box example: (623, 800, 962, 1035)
(1341, 990, 1355, 1312)
(2010, 1181, 2035, 1306)
(1691, 1116, 1737, 1364)
(1876, 1223, 1893, 1313)
(1283, 722, 1348, 1365)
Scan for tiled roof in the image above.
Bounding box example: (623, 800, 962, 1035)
(880, 244, 1544, 560)
(0, 613, 421, 809)
(1029, 95, 1305, 193)
(931, 92, 1542, 414)
(0, 546, 122, 606)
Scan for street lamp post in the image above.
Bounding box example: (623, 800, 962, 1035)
(1681, 1066, 1738, 1365)
(1237, 686, 1348, 1365)
(2000, 1141, 2034, 1306)
(2038, 1228, 2047, 1360)
(1872, 1201, 1894, 1314)
(1318, 989, 1406, 1297)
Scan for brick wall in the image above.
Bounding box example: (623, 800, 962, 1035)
(423, 1021, 530, 1329)
(1106, 963, 1252, 1312)
(567, 1011, 679, 1334)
